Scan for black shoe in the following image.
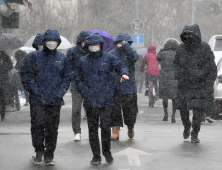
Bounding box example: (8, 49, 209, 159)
(206, 117, 213, 123)
(33, 152, 43, 165)
(105, 154, 113, 164)
(45, 157, 55, 166)
(90, 156, 101, 165)
(163, 116, 168, 121)
(191, 136, 200, 143)
(183, 126, 191, 139)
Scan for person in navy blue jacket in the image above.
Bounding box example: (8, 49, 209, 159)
(76, 33, 129, 165)
(20, 29, 71, 166)
(108, 33, 139, 141)
(66, 31, 91, 141)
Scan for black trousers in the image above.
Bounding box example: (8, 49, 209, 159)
(111, 89, 138, 129)
(85, 107, 112, 158)
(180, 103, 202, 137)
(30, 104, 61, 159)
(0, 88, 6, 119)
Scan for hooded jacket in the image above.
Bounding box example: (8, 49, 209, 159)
(141, 45, 159, 76)
(156, 39, 179, 99)
(32, 33, 44, 50)
(76, 33, 128, 107)
(66, 31, 91, 92)
(174, 24, 217, 111)
(20, 29, 71, 105)
(109, 33, 138, 94)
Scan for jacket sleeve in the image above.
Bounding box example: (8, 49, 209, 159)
(20, 53, 38, 94)
(66, 48, 75, 80)
(173, 51, 180, 80)
(60, 57, 72, 96)
(110, 54, 128, 76)
(75, 59, 88, 96)
(122, 42, 139, 63)
(204, 45, 217, 88)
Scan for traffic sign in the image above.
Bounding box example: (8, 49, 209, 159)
(131, 19, 144, 32)
(132, 33, 144, 48)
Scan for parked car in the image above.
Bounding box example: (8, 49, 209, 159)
(209, 35, 222, 119)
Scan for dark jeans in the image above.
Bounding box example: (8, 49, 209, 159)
(85, 107, 112, 158)
(0, 88, 6, 120)
(30, 104, 61, 159)
(145, 75, 159, 96)
(180, 103, 202, 137)
(111, 89, 138, 129)
(71, 91, 83, 134)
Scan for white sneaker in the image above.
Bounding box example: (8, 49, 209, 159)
(74, 133, 81, 141)
(32, 151, 36, 158)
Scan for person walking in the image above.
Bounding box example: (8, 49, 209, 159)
(20, 29, 71, 165)
(141, 45, 160, 98)
(109, 33, 139, 141)
(174, 24, 217, 143)
(66, 30, 91, 141)
(156, 38, 179, 123)
(135, 54, 145, 93)
(0, 51, 13, 121)
(76, 33, 129, 165)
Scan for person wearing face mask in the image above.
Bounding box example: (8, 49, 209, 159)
(32, 33, 45, 51)
(174, 24, 217, 143)
(20, 29, 71, 166)
(76, 33, 129, 165)
(66, 31, 91, 141)
(108, 33, 139, 141)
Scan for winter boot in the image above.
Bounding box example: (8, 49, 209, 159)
(127, 127, 134, 139)
(111, 126, 120, 141)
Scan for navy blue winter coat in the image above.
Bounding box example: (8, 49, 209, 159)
(66, 31, 91, 92)
(20, 29, 71, 105)
(109, 33, 138, 94)
(76, 52, 128, 108)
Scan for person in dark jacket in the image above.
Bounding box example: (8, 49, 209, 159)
(174, 24, 217, 143)
(76, 33, 129, 165)
(32, 33, 45, 51)
(0, 51, 13, 121)
(135, 54, 145, 93)
(14, 50, 29, 106)
(156, 38, 179, 123)
(66, 30, 91, 141)
(20, 29, 71, 165)
(109, 33, 139, 141)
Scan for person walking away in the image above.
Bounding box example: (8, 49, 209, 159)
(174, 24, 217, 143)
(76, 33, 129, 165)
(135, 54, 145, 93)
(20, 29, 71, 165)
(156, 38, 179, 123)
(0, 51, 13, 121)
(109, 33, 139, 141)
(141, 45, 160, 98)
(66, 31, 91, 141)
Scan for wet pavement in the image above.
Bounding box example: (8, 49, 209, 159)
(0, 92, 222, 170)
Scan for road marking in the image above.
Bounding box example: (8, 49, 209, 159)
(138, 111, 144, 114)
(114, 147, 152, 166)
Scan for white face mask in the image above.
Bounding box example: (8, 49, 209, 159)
(81, 42, 85, 48)
(117, 44, 122, 48)
(88, 45, 100, 52)
(37, 45, 43, 50)
(46, 41, 58, 50)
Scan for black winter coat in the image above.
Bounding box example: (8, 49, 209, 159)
(156, 39, 179, 99)
(174, 24, 217, 111)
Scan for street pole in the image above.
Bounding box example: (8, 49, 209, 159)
(136, 0, 138, 19)
(191, 0, 195, 24)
